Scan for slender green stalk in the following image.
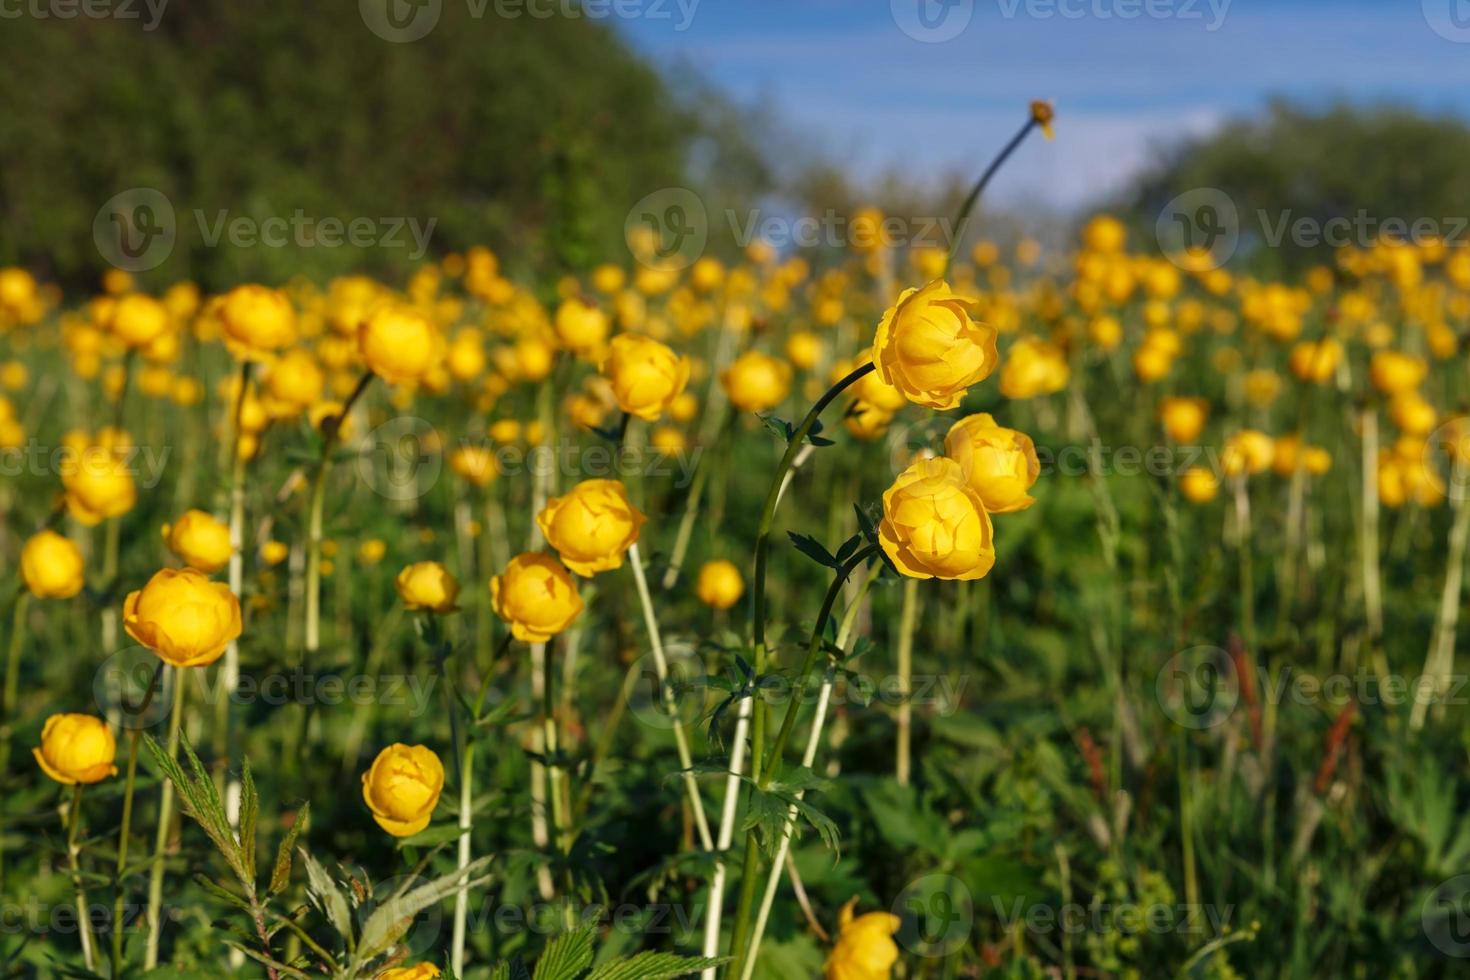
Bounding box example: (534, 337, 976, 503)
(112, 728, 141, 974)
(451, 737, 476, 976)
(894, 576, 918, 786)
(144, 667, 186, 968)
(628, 543, 713, 850)
(220, 361, 252, 826)
(1411, 452, 1470, 731)
(0, 589, 30, 883)
(66, 783, 98, 971)
(943, 115, 1041, 274)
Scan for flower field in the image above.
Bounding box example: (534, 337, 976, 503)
(2, 101, 1470, 980)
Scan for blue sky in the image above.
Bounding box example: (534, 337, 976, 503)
(618, 0, 1470, 209)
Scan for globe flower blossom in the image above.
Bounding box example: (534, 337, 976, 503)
(33, 714, 117, 785)
(379, 966, 441, 980)
(536, 479, 645, 576)
(999, 337, 1070, 400)
(695, 559, 744, 610)
(20, 530, 85, 599)
(844, 401, 893, 441)
(554, 297, 610, 357)
(878, 457, 995, 581)
(164, 509, 233, 574)
(1158, 397, 1209, 444)
(359, 306, 441, 384)
(1369, 350, 1427, 396)
(263, 349, 325, 413)
(1288, 337, 1343, 384)
(721, 350, 792, 414)
(943, 413, 1040, 514)
(600, 332, 690, 421)
(871, 281, 998, 410)
(60, 442, 137, 526)
(1178, 466, 1220, 504)
(219, 284, 297, 360)
(825, 899, 901, 980)
(394, 561, 460, 613)
(449, 445, 499, 488)
(1221, 430, 1276, 477)
(108, 293, 171, 349)
(123, 568, 243, 668)
(361, 743, 444, 837)
(490, 552, 585, 643)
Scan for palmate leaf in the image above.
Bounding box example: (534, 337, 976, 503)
(531, 926, 596, 980)
(585, 953, 726, 980)
(787, 531, 840, 570)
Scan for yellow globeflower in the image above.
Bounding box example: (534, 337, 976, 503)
(1158, 397, 1208, 444)
(999, 337, 1069, 400)
(361, 744, 444, 837)
(164, 509, 233, 574)
(1221, 430, 1275, 477)
(264, 349, 325, 411)
(554, 298, 610, 357)
(871, 280, 998, 410)
(825, 898, 901, 980)
(1369, 350, 1427, 396)
(358, 539, 387, 565)
(61, 446, 136, 526)
(490, 553, 585, 643)
(394, 562, 460, 613)
(1389, 391, 1437, 436)
(33, 714, 117, 785)
(695, 559, 744, 610)
(379, 966, 441, 980)
(785, 331, 823, 372)
(600, 332, 691, 421)
(878, 457, 994, 581)
(943, 413, 1040, 514)
(1178, 466, 1220, 504)
(219, 284, 297, 360)
(359, 306, 440, 385)
(20, 530, 86, 599)
(721, 350, 792, 414)
(852, 367, 908, 414)
(450, 445, 499, 488)
(536, 479, 645, 577)
(108, 293, 171, 348)
(844, 401, 893, 441)
(260, 540, 289, 566)
(1288, 337, 1343, 384)
(123, 568, 243, 668)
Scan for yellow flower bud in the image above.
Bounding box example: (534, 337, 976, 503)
(33, 714, 117, 785)
(1178, 466, 1220, 504)
(878, 457, 994, 581)
(1389, 391, 1437, 436)
(536, 479, 645, 577)
(359, 306, 441, 385)
(554, 298, 610, 358)
(358, 539, 387, 565)
(264, 349, 325, 410)
(1288, 337, 1342, 384)
(844, 401, 893, 441)
(108, 294, 171, 348)
(943, 413, 1040, 514)
(61, 444, 137, 526)
(852, 367, 908, 413)
(871, 280, 997, 410)
(450, 445, 499, 488)
(1369, 350, 1427, 396)
(361, 743, 444, 837)
(490, 552, 585, 643)
(825, 899, 900, 980)
(123, 568, 243, 668)
(695, 559, 744, 611)
(1157, 397, 1208, 444)
(379, 966, 441, 980)
(164, 509, 234, 574)
(260, 540, 289, 566)
(720, 350, 791, 414)
(999, 337, 1070, 400)
(394, 561, 459, 613)
(21, 530, 86, 599)
(1221, 430, 1275, 477)
(785, 331, 823, 371)
(600, 332, 691, 422)
(219, 284, 297, 360)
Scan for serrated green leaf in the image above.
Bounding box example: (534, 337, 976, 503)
(300, 847, 353, 944)
(355, 856, 493, 961)
(584, 952, 725, 980)
(268, 803, 309, 897)
(531, 925, 596, 980)
(239, 759, 259, 885)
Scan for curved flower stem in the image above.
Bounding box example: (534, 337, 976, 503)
(304, 370, 375, 662)
(66, 783, 97, 971)
(734, 560, 879, 980)
(144, 666, 186, 968)
(628, 543, 714, 850)
(943, 115, 1041, 276)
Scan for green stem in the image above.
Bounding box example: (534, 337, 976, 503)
(144, 667, 186, 969)
(0, 590, 29, 884)
(112, 728, 141, 975)
(451, 737, 476, 976)
(66, 783, 98, 971)
(943, 116, 1041, 275)
(894, 576, 919, 786)
(219, 361, 252, 824)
